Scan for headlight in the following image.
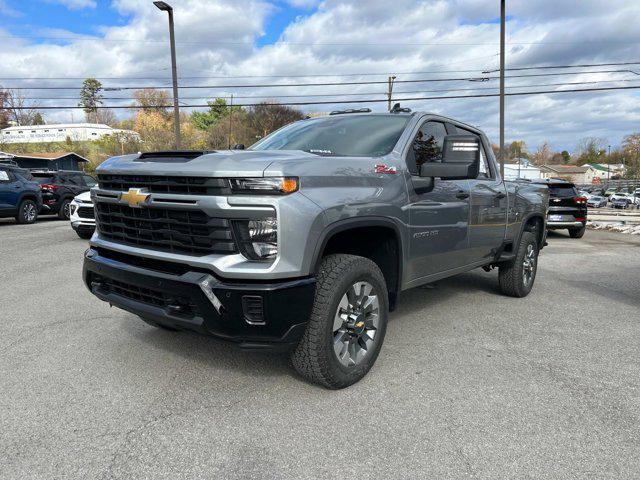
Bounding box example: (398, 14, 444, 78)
(233, 217, 278, 261)
(229, 177, 298, 195)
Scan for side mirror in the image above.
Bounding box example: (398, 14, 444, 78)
(233, 144, 245, 150)
(419, 135, 480, 180)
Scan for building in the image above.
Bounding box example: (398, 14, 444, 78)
(503, 158, 542, 180)
(5, 152, 89, 171)
(582, 163, 626, 184)
(0, 123, 138, 144)
(538, 165, 589, 184)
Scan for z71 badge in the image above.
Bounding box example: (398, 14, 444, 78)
(375, 164, 397, 174)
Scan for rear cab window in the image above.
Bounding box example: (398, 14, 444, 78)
(548, 185, 578, 198)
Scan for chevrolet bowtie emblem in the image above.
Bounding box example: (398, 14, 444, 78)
(120, 188, 150, 208)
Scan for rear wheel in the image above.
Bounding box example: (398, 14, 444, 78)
(15, 199, 38, 224)
(498, 231, 539, 298)
(58, 199, 71, 220)
(569, 225, 586, 238)
(291, 254, 389, 389)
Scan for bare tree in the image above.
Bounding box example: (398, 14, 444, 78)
(4, 89, 41, 126)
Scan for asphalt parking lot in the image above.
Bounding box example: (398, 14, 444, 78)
(1, 219, 639, 479)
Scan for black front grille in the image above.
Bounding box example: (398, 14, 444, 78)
(77, 206, 95, 219)
(97, 174, 230, 196)
(96, 202, 236, 255)
(93, 275, 201, 318)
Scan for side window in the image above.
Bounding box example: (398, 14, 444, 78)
(83, 175, 97, 187)
(0, 169, 11, 183)
(406, 121, 447, 175)
(455, 126, 492, 179)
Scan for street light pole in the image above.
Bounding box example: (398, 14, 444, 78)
(607, 144, 611, 184)
(387, 76, 396, 111)
(154, 1, 181, 150)
(499, 0, 506, 179)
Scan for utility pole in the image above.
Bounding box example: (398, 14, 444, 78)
(608, 144, 611, 184)
(387, 76, 396, 111)
(154, 1, 181, 149)
(499, 0, 506, 179)
(228, 94, 233, 149)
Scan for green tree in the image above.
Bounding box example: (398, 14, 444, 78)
(190, 98, 237, 131)
(78, 78, 104, 123)
(561, 150, 571, 164)
(32, 112, 45, 125)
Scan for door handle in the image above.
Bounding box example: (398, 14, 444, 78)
(495, 192, 506, 199)
(455, 191, 469, 199)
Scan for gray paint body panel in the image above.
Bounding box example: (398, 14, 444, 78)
(91, 112, 548, 289)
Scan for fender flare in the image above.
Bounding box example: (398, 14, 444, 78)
(310, 216, 405, 308)
(517, 212, 546, 249)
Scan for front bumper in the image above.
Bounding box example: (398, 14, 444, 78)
(83, 248, 316, 350)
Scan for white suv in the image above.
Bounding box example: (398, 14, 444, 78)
(69, 191, 95, 239)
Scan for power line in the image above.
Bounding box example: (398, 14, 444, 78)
(2, 69, 637, 91)
(483, 61, 640, 73)
(2, 34, 639, 47)
(6, 59, 640, 82)
(12, 79, 639, 102)
(9, 84, 640, 109)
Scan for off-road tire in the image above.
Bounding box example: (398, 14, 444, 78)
(498, 231, 538, 298)
(58, 199, 71, 220)
(291, 254, 389, 389)
(15, 199, 38, 224)
(568, 225, 586, 238)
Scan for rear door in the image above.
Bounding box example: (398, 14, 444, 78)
(405, 119, 472, 282)
(0, 168, 20, 212)
(455, 125, 508, 261)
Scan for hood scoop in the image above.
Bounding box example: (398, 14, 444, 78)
(134, 151, 216, 163)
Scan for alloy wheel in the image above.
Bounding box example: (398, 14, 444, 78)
(522, 244, 536, 287)
(24, 203, 37, 222)
(332, 281, 380, 367)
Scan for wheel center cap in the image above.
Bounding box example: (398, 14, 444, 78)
(347, 312, 366, 335)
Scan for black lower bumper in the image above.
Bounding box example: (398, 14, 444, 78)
(83, 248, 316, 350)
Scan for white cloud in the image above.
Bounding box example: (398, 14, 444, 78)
(0, 0, 22, 17)
(1, 0, 639, 152)
(45, 0, 97, 10)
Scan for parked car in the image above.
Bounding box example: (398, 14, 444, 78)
(532, 179, 587, 238)
(69, 191, 95, 239)
(31, 170, 97, 220)
(603, 187, 617, 197)
(0, 164, 43, 224)
(84, 109, 549, 388)
(586, 196, 607, 208)
(611, 197, 631, 209)
(610, 192, 634, 206)
(578, 190, 592, 199)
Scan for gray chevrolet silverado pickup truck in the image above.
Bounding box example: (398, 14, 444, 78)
(83, 109, 548, 388)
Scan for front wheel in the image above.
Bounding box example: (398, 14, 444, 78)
(291, 254, 389, 389)
(15, 199, 39, 224)
(58, 199, 71, 220)
(498, 231, 539, 298)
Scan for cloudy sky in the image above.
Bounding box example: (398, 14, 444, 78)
(1, 0, 639, 152)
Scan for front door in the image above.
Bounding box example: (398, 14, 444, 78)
(405, 120, 471, 282)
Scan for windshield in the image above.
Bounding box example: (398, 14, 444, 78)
(250, 115, 410, 157)
(590, 196, 603, 201)
(32, 173, 56, 184)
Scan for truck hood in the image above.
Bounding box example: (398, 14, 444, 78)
(97, 150, 320, 177)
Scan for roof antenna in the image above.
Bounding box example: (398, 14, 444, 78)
(390, 102, 411, 113)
